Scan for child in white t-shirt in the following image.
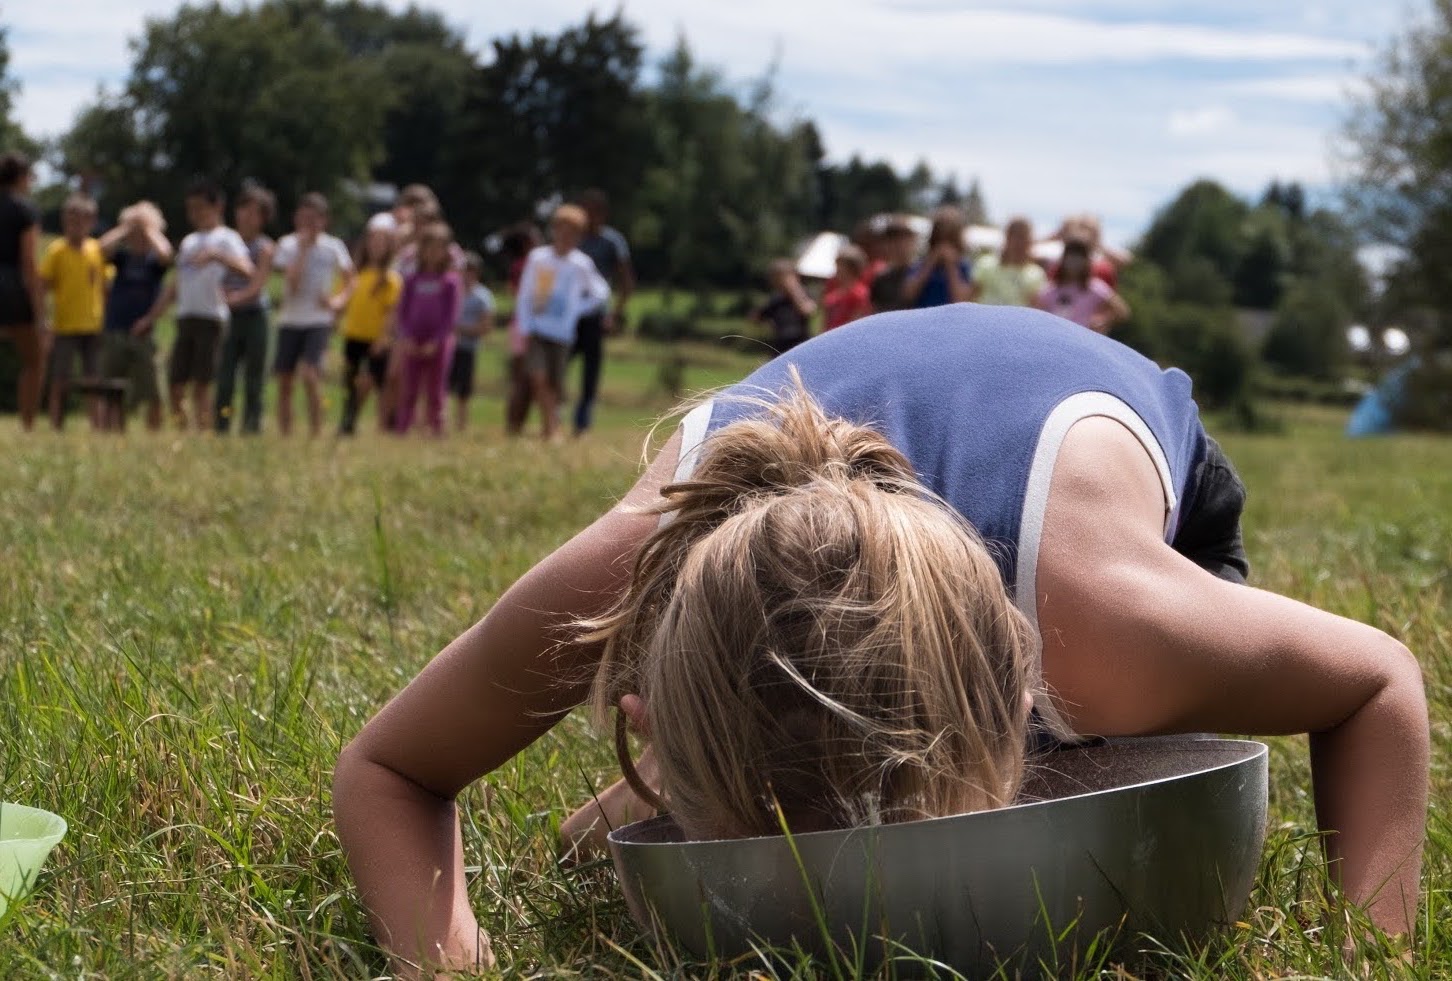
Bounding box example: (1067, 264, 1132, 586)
(140, 180, 253, 432)
(273, 192, 354, 437)
(515, 205, 608, 441)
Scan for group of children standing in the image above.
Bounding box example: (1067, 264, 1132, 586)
(754, 206, 1132, 355)
(0, 158, 508, 438)
(0, 150, 633, 442)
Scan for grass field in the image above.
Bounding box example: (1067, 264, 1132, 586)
(0, 334, 1447, 978)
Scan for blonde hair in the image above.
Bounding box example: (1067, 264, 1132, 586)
(120, 200, 167, 235)
(552, 204, 588, 232)
(584, 385, 1037, 840)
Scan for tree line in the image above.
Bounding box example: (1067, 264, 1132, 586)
(16, 2, 978, 291)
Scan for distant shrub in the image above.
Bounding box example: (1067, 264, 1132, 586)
(1113, 280, 1257, 414)
(1394, 352, 1452, 431)
(637, 311, 697, 342)
(1262, 280, 1350, 381)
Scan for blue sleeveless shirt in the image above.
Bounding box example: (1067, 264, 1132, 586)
(674, 304, 1206, 631)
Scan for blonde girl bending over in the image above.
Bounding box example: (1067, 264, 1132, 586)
(334, 303, 1428, 975)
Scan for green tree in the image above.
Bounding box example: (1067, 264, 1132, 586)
(309, 1, 474, 190)
(0, 24, 35, 156)
(817, 155, 910, 232)
(961, 177, 989, 225)
(1138, 180, 1249, 281)
(1116, 239, 1257, 416)
(1263, 280, 1352, 380)
(621, 38, 821, 292)
(57, 2, 395, 224)
(440, 11, 650, 236)
(1347, 0, 1452, 344)
(1232, 206, 1291, 309)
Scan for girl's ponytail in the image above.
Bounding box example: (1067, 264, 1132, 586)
(583, 379, 1038, 839)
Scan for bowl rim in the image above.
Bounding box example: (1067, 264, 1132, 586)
(607, 737, 1267, 849)
(0, 802, 69, 844)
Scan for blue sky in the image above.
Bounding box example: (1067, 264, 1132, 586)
(5, 1, 1421, 245)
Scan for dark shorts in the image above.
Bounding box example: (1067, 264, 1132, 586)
(169, 317, 222, 385)
(48, 333, 102, 385)
(274, 324, 331, 375)
(1170, 435, 1250, 584)
(0, 267, 33, 327)
(525, 336, 569, 391)
(100, 331, 161, 407)
(342, 338, 388, 388)
(448, 345, 478, 399)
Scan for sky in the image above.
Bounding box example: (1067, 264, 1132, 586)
(4, 0, 1424, 246)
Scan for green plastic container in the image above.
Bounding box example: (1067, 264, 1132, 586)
(0, 803, 67, 918)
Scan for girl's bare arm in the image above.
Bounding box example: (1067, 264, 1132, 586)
(1036, 418, 1428, 936)
(333, 433, 680, 975)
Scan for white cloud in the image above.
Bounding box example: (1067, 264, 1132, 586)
(1168, 106, 1237, 137)
(468, 2, 1371, 79)
(1224, 73, 1365, 103)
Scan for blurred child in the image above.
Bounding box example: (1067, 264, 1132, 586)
(216, 184, 276, 435)
(573, 189, 634, 435)
(339, 213, 402, 436)
(1035, 239, 1130, 334)
(393, 222, 461, 436)
(97, 200, 171, 432)
(449, 251, 494, 433)
(144, 180, 253, 432)
(39, 194, 107, 430)
(274, 192, 354, 438)
(821, 244, 871, 331)
(752, 258, 815, 355)
(1051, 213, 1127, 290)
(392, 185, 464, 276)
(515, 205, 609, 441)
(971, 216, 1046, 308)
(903, 206, 972, 309)
(0, 152, 45, 430)
(502, 222, 542, 436)
(868, 216, 919, 314)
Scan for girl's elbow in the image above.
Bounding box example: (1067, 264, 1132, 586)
(1386, 638, 1426, 710)
(1370, 635, 1428, 745)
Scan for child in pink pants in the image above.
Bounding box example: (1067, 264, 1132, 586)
(394, 223, 461, 435)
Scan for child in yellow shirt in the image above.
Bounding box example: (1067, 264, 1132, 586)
(338, 214, 403, 435)
(39, 194, 108, 430)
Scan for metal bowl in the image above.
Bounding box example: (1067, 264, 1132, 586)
(608, 737, 1268, 976)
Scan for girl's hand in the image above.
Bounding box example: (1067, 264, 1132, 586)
(420, 342, 438, 357)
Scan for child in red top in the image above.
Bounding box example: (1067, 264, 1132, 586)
(822, 244, 871, 331)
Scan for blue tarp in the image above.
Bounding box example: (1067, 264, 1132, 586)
(1346, 360, 1416, 437)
